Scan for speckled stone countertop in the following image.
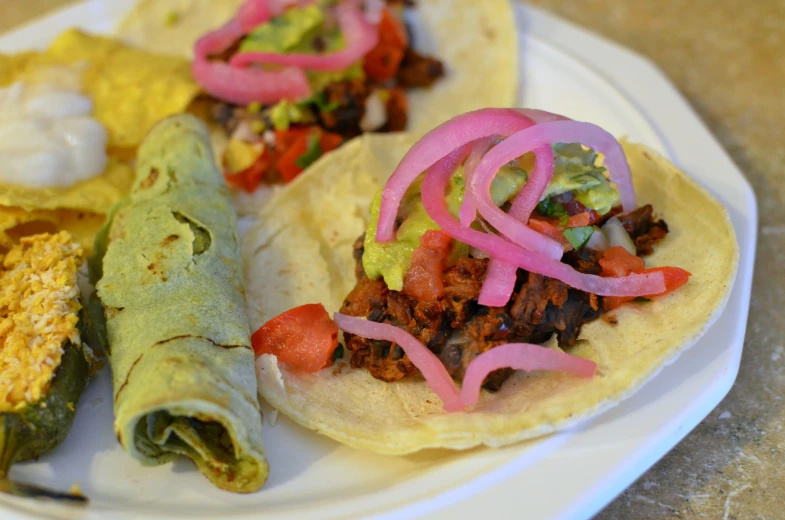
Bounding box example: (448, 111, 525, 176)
(1, 0, 780, 518)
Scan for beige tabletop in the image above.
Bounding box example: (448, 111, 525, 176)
(2, 0, 781, 518)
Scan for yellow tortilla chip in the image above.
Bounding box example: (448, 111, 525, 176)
(0, 158, 133, 215)
(0, 29, 201, 149)
(0, 207, 106, 255)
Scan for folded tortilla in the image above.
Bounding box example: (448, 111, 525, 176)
(242, 134, 739, 455)
(91, 115, 268, 491)
(115, 0, 518, 136)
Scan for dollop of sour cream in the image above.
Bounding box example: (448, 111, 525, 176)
(0, 70, 108, 189)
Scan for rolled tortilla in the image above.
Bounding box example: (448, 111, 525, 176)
(90, 114, 267, 492)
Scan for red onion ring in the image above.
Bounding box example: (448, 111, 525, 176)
(334, 313, 597, 412)
(460, 344, 597, 407)
(478, 145, 554, 306)
(334, 313, 464, 412)
(457, 137, 496, 227)
(229, 3, 379, 72)
(421, 152, 665, 297)
(192, 0, 312, 104)
(469, 120, 631, 258)
(376, 109, 537, 243)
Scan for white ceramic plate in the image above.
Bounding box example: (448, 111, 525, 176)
(0, 2, 756, 519)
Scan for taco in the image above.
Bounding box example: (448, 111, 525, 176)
(89, 115, 268, 491)
(242, 108, 739, 454)
(117, 0, 517, 211)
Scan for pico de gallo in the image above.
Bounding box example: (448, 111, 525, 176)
(192, 0, 444, 191)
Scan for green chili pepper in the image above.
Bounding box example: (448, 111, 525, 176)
(0, 313, 91, 504)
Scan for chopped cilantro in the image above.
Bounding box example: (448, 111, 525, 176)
(308, 91, 341, 112)
(332, 343, 344, 362)
(536, 197, 567, 218)
(562, 226, 594, 250)
(295, 133, 323, 169)
(633, 297, 652, 303)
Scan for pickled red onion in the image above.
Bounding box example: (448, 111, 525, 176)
(376, 109, 537, 243)
(333, 313, 464, 412)
(457, 137, 495, 227)
(192, 0, 311, 104)
(470, 121, 631, 259)
(460, 344, 597, 408)
(230, 3, 379, 72)
(421, 153, 666, 297)
(334, 313, 597, 412)
(478, 145, 555, 306)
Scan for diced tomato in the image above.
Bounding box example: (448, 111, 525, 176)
(251, 303, 339, 372)
(364, 45, 405, 82)
(378, 8, 408, 48)
(403, 230, 452, 302)
(599, 246, 645, 277)
(566, 210, 600, 228)
(276, 134, 309, 182)
(318, 130, 343, 153)
(599, 250, 691, 310)
(528, 219, 572, 251)
(641, 266, 692, 297)
(224, 149, 273, 193)
(274, 127, 312, 149)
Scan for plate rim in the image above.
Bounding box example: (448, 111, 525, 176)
(0, 2, 757, 520)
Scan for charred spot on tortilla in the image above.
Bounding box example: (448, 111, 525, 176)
(92, 115, 268, 491)
(138, 168, 160, 190)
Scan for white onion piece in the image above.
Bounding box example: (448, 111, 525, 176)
(586, 226, 609, 251)
(602, 217, 636, 255)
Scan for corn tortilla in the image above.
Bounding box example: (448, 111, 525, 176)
(242, 134, 739, 454)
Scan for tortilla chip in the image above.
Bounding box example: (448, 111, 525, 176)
(0, 158, 133, 215)
(0, 206, 105, 255)
(0, 29, 201, 150)
(242, 135, 739, 454)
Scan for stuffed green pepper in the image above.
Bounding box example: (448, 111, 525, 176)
(0, 231, 91, 502)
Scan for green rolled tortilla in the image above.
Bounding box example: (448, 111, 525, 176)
(90, 114, 268, 492)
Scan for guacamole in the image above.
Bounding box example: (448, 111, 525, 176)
(363, 144, 622, 290)
(238, 4, 364, 96)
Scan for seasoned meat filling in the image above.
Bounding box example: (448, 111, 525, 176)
(341, 206, 668, 389)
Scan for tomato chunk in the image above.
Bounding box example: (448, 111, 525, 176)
(403, 230, 452, 302)
(251, 303, 339, 372)
(641, 266, 692, 297)
(364, 45, 405, 82)
(378, 8, 408, 48)
(566, 210, 600, 228)
(599, 246, 645, 277)
(528, 219, 572, 251)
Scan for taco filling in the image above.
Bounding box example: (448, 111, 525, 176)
(251, 109, 692, 412)
(193, 0, 445, 190)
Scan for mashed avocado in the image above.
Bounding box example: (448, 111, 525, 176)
(239, 4, 365, 96)
(363, 166, 528, 290)
(363, 144, 622, 289)
(544, 143, 620, 214)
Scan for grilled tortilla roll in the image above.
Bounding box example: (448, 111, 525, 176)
(90, 115, 268, 492)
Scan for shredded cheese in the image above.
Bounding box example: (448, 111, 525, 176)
(0, 232, 82, 411)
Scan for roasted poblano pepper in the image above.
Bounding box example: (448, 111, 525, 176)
(0, 232, 92, 503)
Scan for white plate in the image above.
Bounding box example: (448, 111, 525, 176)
(0, 2, 756, 519)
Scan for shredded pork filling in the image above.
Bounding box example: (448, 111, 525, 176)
(340, 204, 669, 390)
